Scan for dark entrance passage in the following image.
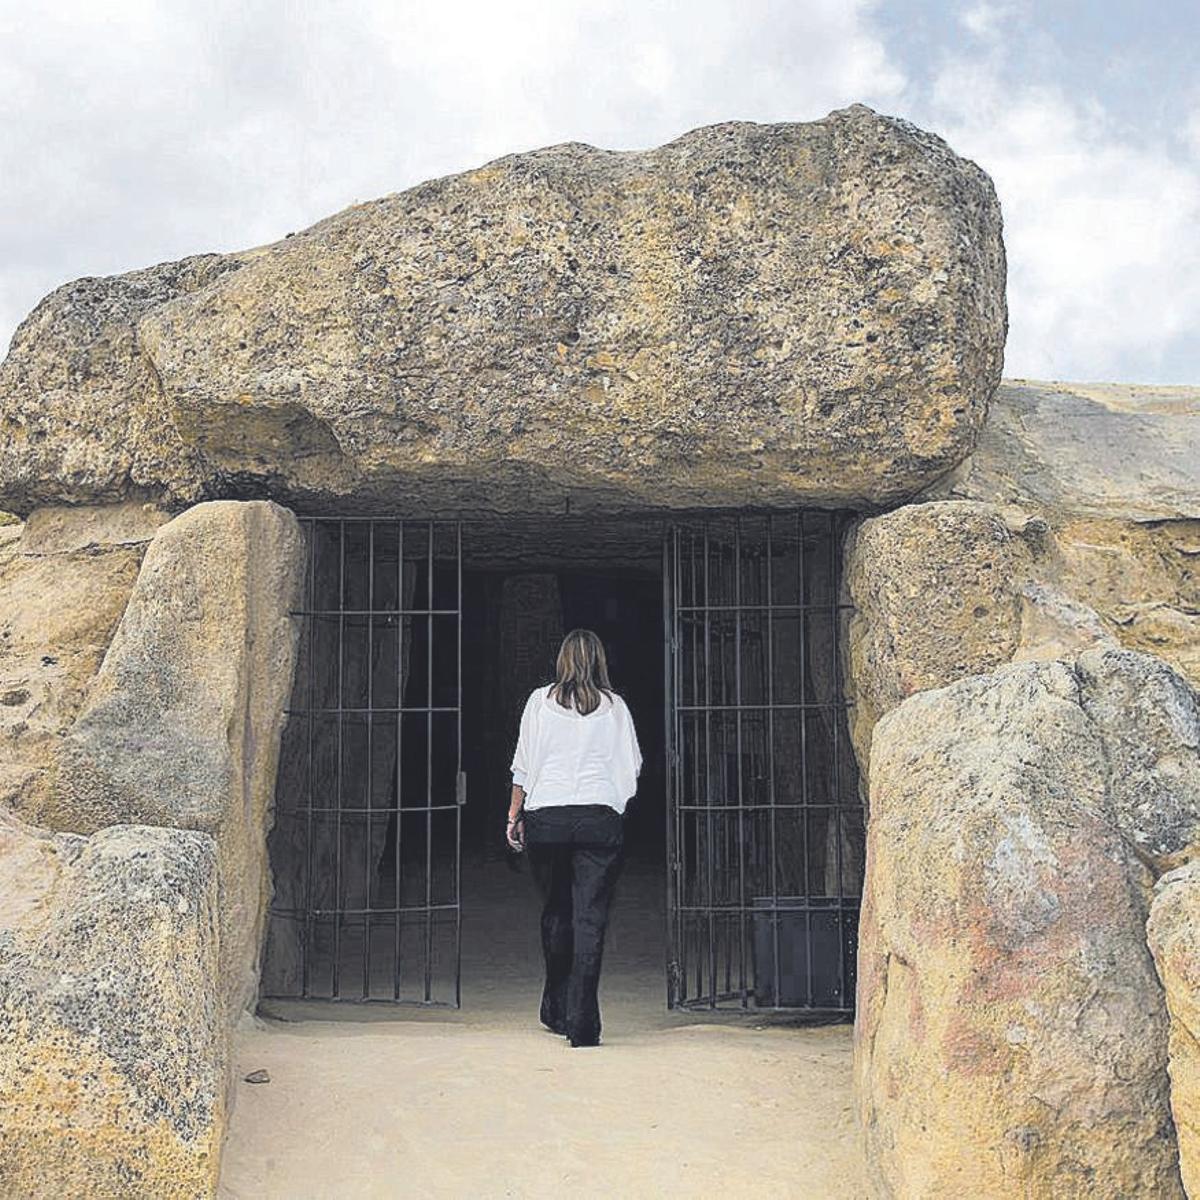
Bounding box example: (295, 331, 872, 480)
(261, 510, 862, 1016)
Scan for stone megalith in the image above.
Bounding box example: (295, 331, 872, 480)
(0, 103, 1006, 516)
(0, 812, 224, 1199)
(856, 650, 1200, 1199)
(842, 499, 1120, 781)
(46, 499, 306, 1019)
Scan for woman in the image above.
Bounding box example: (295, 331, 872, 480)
(506, 628, 642, 1047)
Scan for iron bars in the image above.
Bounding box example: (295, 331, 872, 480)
(663, 510, 863, 1014)
(262, 517, 463, 1006)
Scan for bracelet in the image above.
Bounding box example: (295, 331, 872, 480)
(507, 813, 524, 824)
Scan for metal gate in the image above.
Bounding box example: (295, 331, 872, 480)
(263, 517, 463, 1006)
(663, 510, 863, 1013)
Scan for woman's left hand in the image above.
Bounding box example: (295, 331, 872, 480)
(506, 813, 525, 852)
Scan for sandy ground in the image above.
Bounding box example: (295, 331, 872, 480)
(218, 851, 866, 1199)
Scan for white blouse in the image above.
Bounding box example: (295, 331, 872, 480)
(510, 684, 643, 813)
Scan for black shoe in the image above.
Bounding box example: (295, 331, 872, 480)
(567, 1032, 601, 1047)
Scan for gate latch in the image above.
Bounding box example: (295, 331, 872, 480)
(456, 770, 467, 806)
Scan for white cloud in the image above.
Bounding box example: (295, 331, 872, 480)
(958, 1, 1021, 41)
(910, 20, 1200, 382)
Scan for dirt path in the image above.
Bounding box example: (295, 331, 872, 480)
(218, 855, 866, 1199)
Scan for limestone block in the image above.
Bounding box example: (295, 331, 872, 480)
(844, 501, 1200, 788)
(1056, 516, 1200, 691)
(916, 377, 1200, 696)
(925, 379, 1200, 523)
(856, 656, 1188, 1198)
(0, 104, 1006, 515)
(47, 499, 306, 1018)
(0, 811, 224, 1199)
(843, 500, 1044, 774)
(1149, 860, 1200, 1199)
(0, 515, 144, 816)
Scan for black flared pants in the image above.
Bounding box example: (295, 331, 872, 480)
(523, 803, 626, 1045)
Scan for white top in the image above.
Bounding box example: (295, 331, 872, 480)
(510, 684, 643, 813)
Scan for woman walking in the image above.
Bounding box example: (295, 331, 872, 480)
(506, 628, 642, 1047)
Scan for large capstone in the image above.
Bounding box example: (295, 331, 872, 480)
(0, 104, 1006, 516)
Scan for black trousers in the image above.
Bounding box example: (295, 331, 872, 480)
(523, 803, 626, 1045)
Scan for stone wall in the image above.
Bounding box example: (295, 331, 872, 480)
(845, 380, 1200, 792)
(46, 500, 306, 1018)
(0, 498, 306, 1194)
(845, 380, 1200, 1196)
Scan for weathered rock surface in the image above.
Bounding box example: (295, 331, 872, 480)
(0, 511, 147, 816)
(857, 651, 1197, 1198)
(45, 500, 306, 1018)
(1077, 647, 1200, 873)
(0, 811, 224, 1199)
(18, 498, 172, 555)
(0, 104, 1006, 516)
(1149, 860, 1200, 1199)
(844, 499, 1199, 778)
(1055, 515, 1200, 690)
(925, 379, 1200, 523)
(843, 500, 1040, 771)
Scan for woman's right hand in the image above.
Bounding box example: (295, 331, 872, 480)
(506, 813, 525, 852)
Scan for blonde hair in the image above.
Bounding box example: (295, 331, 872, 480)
(551, 628, 613, 716)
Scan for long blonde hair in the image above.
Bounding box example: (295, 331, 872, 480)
(551, 629, 613, 716)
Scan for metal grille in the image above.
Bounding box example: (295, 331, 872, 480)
(663, 510, 863, 1013)
(263, 517, 463, 1006)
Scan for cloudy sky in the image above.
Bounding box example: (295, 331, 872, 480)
(1, 0, 1196, 384)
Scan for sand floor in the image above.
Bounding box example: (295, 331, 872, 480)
(218, 853, 866, 1199)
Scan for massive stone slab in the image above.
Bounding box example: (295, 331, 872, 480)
(1149, 860, 1200, 1199)
(0, 104, 1006, 516)
(0, 811, 224, 1199)
(857, 652, 1196, 1198)
(45, 500, 306, 1018)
